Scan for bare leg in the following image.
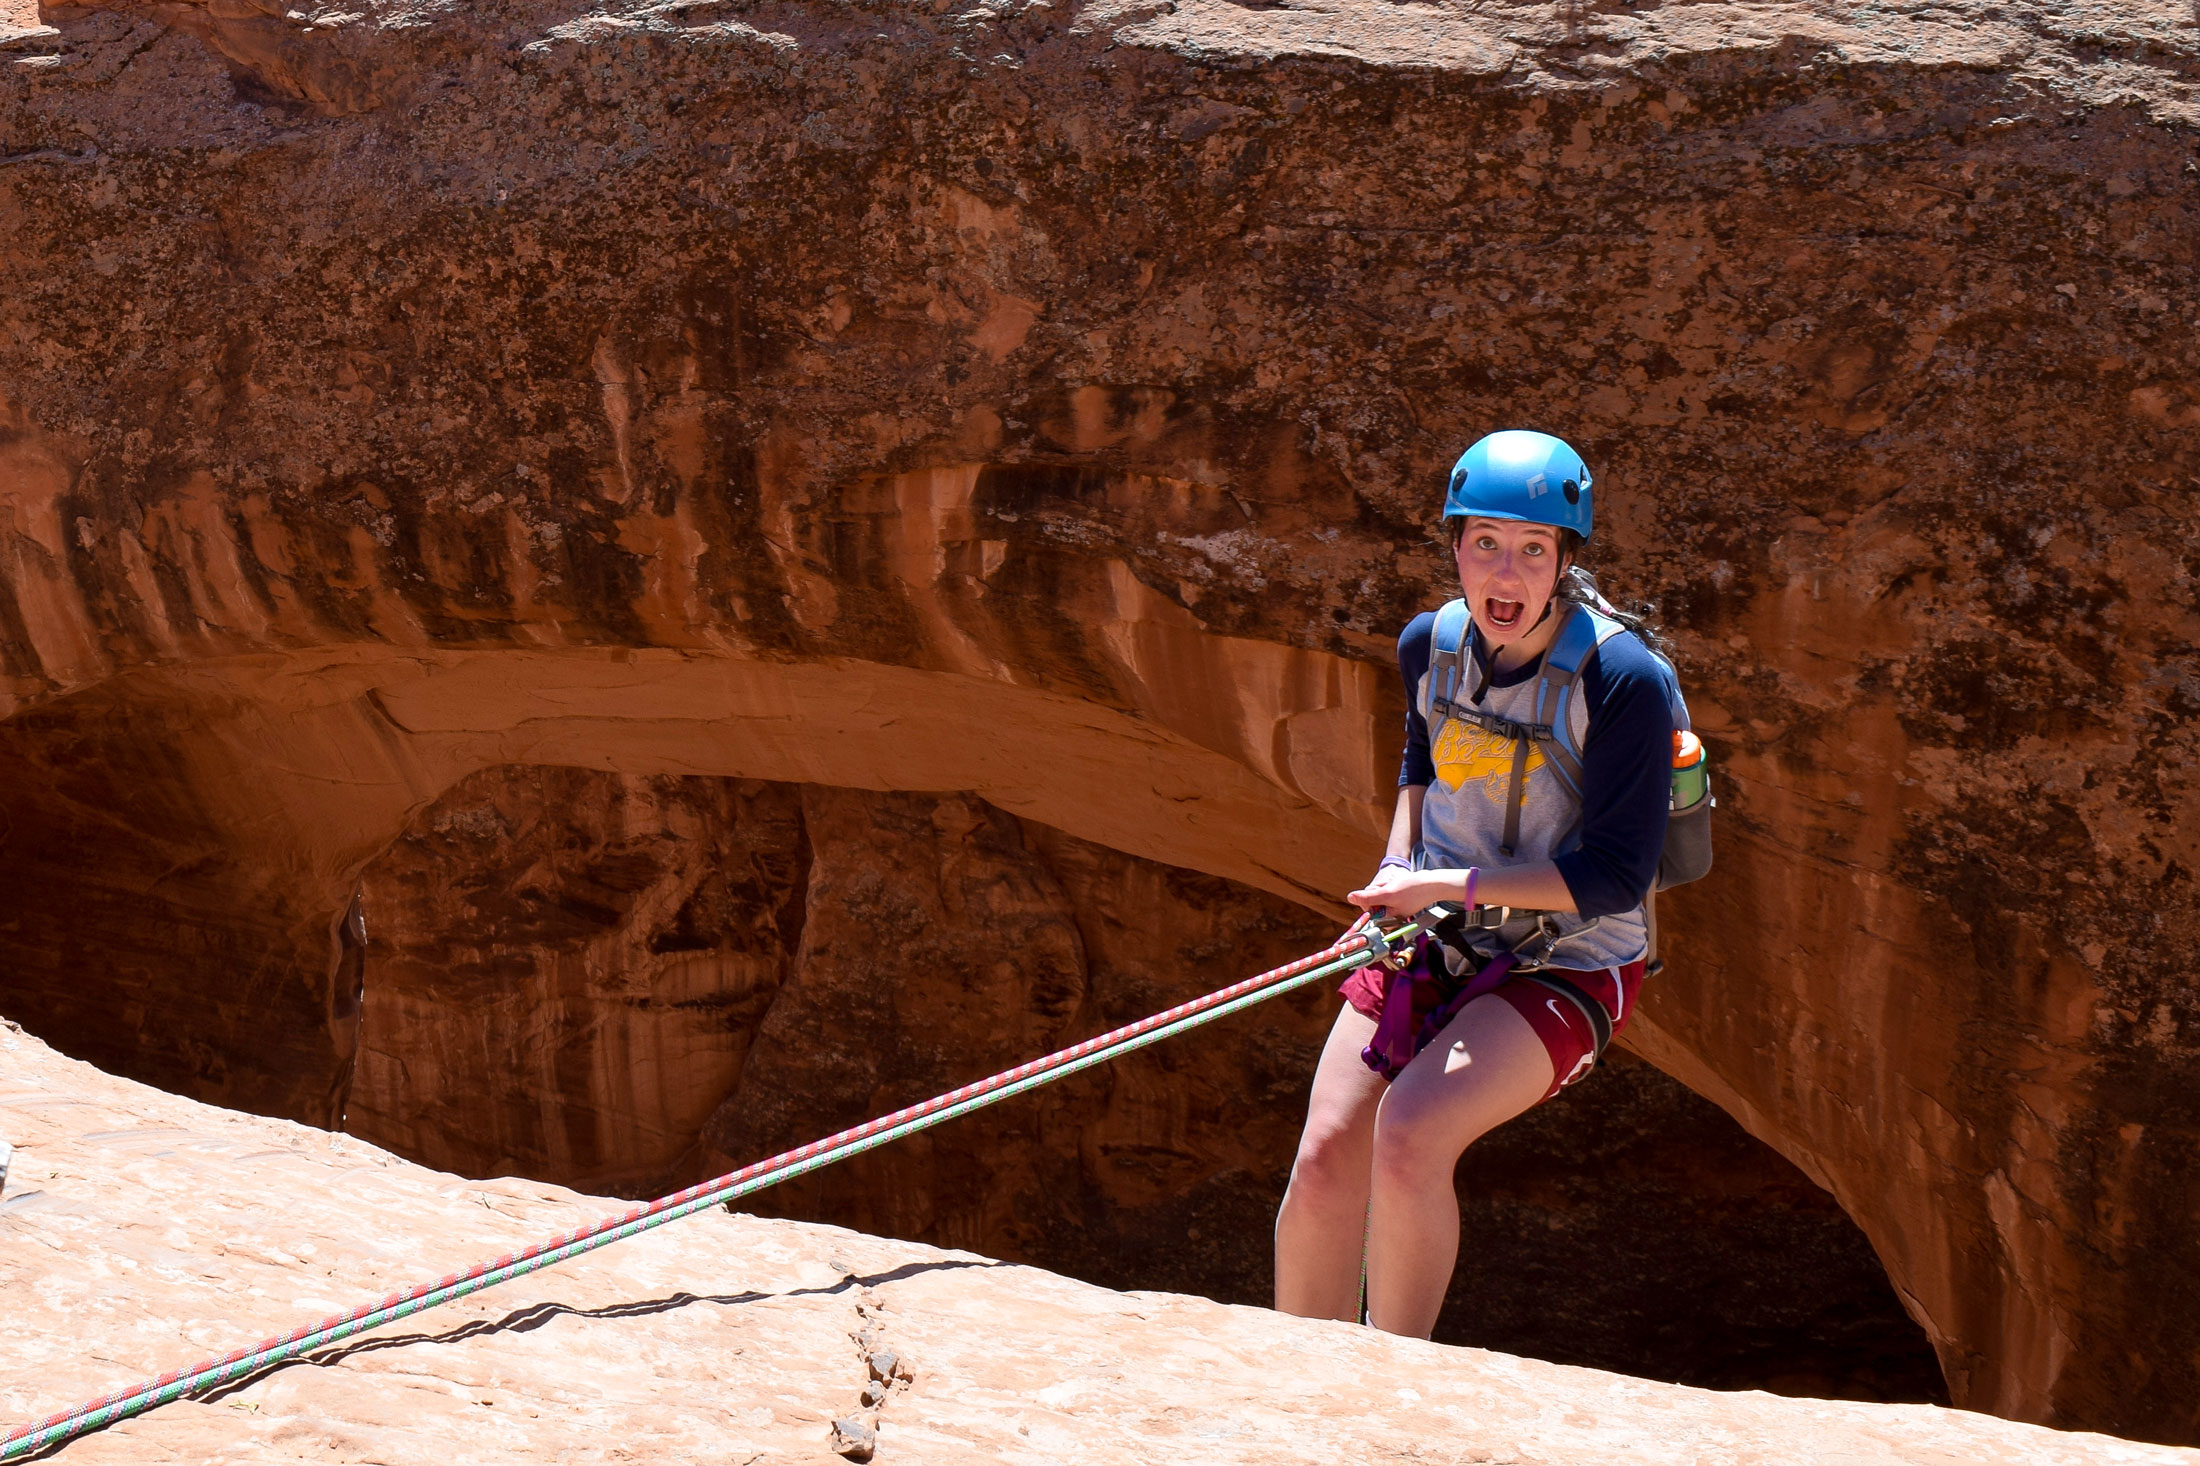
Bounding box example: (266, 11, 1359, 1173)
(1274, 1004, 1385, 1320)
(1364, 993, 1554, 1338)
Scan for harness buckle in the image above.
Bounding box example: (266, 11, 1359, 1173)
(1423, 901, 1509, 927)
(1422, 901, 1512, 971)
(1509, 913, 1566, 972)
(1431, 700, 1553, 743)
(1506, 912, 1606, 972)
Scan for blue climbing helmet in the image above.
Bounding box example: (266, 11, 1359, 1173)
(1442, 430, 1594, 541)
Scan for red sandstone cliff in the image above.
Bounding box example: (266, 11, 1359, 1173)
(2, 0, 2198, 1441)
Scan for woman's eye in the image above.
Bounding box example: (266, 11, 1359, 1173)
(1525, 543, 1544, 555)
(1475, 537, 1497, 550)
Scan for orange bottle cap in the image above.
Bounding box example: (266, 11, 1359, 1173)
(1672, 730, 1704, 767)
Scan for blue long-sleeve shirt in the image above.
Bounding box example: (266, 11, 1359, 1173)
(1395, 611, 1671, 918)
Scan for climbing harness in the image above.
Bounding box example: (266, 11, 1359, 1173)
(1356, 903, 1616, 1080)
(0, 916, 1427, 1462)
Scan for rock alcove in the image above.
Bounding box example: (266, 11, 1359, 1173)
(344, 764, 1949, 1402)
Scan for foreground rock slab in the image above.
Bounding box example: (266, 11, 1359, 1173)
(0, 1022, 2185, 1466)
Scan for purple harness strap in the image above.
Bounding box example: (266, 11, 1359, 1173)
(1361, 944, 1520, 1081)
(1362, 966, 1423, 1080)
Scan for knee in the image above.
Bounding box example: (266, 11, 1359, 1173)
(1287, 1121, 1369, 1209)
(1369, 1097, 1463, 1190)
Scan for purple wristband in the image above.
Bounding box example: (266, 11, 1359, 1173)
(1462, 867, 1479, 908)
(1378, 856, 1413, 874)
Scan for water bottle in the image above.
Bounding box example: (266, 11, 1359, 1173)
(1671, 730, 1709, 811)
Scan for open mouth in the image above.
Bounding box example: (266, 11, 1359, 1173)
(1484, 597, 1526, 632)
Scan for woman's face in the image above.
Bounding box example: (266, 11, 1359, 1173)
(1453, 517, 1566, 647)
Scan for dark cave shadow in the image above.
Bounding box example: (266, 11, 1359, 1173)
(22, 1256, 1007, 1460)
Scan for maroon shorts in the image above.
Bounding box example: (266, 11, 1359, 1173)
(1340, 956, 1646, 1100)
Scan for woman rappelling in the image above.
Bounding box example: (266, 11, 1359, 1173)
(1273, 429, 1708, 1339)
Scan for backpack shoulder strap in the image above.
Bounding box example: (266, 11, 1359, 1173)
(1532, 603, 1626, 804)
(1422, 598, 1473, 727)
(1545, 601, 1621, 677)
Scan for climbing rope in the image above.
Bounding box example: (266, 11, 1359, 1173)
(2, 916, 1420, 1460)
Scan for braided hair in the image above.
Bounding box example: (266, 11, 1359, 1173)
(1553, 530, 1666, 654)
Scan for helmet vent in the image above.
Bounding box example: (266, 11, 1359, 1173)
(1562, 479, 1581, 504)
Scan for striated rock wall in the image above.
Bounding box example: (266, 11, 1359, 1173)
(2, 0, 2198, 1439)
(347, 769, 812, 1194)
